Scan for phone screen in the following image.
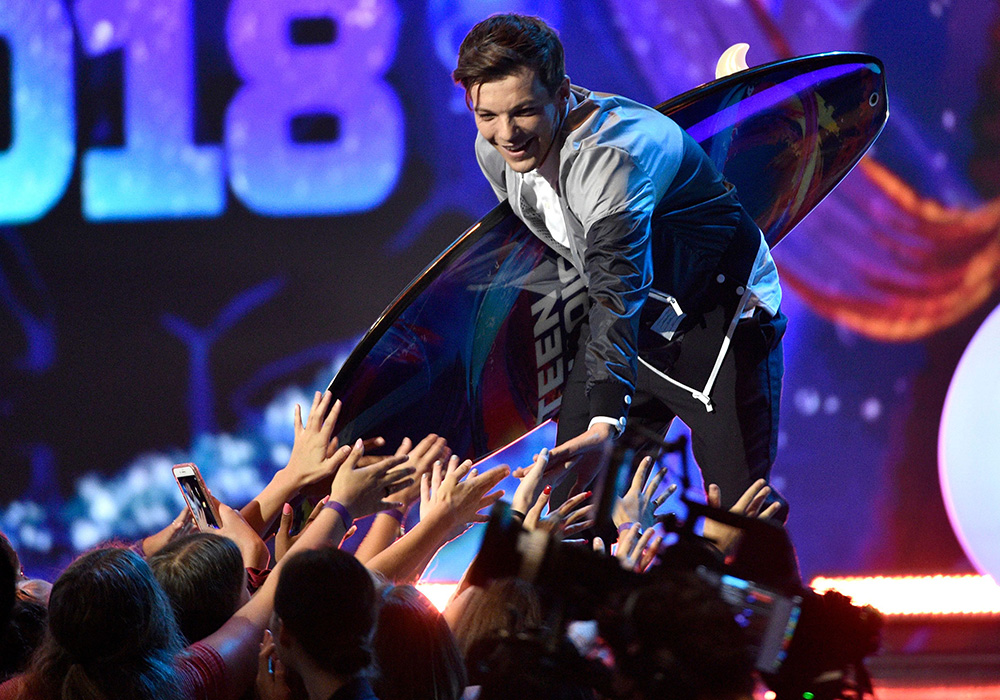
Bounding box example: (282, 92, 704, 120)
(699, 568, 801, 673)
(173, 465, 220, 530)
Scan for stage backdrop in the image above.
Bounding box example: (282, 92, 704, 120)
(2, 0, 998, 582)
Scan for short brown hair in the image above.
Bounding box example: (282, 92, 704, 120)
(452, 14, 564, 105)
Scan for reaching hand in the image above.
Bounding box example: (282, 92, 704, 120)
(510, 449, 549, 515)
(284, 391, 346, 487)
(390, 434, 451, 509)
(419, 455, 508, 532)
(702, 479, 782, 555)
(612, 456, 676, 530)
(328, 439, 415, 521)
(594, 523, 662, 573)
(275, 497, 328, 563)
(522, 487, 595, 537)
(141, 508, 195, 557)
(216, 500, 271, 570)
(543, 423, 614, 497)
(545, 422, 614, 470)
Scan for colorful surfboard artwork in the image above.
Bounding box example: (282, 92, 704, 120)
(327, 52, 888, 462)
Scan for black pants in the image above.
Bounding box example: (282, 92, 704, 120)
(554, 304, 787, 516)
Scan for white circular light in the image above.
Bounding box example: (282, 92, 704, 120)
(939, 302, 1000, 581)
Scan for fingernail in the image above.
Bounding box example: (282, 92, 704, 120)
(543, 485, 551, 495)
(282, 503, 292, 515)
(470, 468, 478, 477)
(320, 495, 330, 504)
(540, 447, 549, 459)
(584, 491, 593, 499)
(354, 438, 363, 449)
(434, 460, 442, 467)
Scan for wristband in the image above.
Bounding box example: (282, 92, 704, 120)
(324, 500, 353, 526)
(617, 521, 638, 536)
(509, 509, 526, 522)
(382, 508, 405, 524)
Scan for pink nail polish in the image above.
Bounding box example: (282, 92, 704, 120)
(282, 503, 292, 515)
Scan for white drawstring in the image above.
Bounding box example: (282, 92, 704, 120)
(640, 285, 754, 413)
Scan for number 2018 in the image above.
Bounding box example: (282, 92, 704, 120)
(0, 0, 403, 223)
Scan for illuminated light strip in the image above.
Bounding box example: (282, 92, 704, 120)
(416, 582, 460, 613)
(870, 686, 1000, 700)
(810, 575, 1000, 616)
(419, 575, 1000, 617)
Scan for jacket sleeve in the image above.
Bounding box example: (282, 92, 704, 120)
(567, 146, 656, 422)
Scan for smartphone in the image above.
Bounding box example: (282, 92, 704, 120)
(698, 567, 802, 673)
(172, 463, 221, 530)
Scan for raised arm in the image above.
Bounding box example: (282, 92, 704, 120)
(198, 440, 413, 700)
(241, 391, 343, 535)
(353, 434, 450, 564)
(365, 457, 508, 582)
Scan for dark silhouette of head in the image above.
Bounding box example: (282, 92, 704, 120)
(610, 572, 755, 700)
(24, 547, 184, 700)
(274, 546, 376, 678)
(1, 589, 47, 682)
(148, 532, 246, 643)
(373, 585, 466, 700)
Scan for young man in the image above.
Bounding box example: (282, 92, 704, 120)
(453, 14, 787, 514)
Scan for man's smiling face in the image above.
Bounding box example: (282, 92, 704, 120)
(471, 67, 569, 175)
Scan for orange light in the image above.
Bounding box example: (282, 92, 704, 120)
(810, 574, 1000, 616)
(416, 581, 459, 612)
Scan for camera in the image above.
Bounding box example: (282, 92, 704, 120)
(464, 471, 881, 700)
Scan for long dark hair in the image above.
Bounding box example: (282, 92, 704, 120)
(23, 547, 185, 700)
(148, 532, 245, 643)
(373, 585, 466, 700)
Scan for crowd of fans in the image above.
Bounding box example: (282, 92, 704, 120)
(2, 390, 780, 700)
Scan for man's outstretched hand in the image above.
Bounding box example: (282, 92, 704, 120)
(534, 422, 614, 498)
(546, 422, 615, 470)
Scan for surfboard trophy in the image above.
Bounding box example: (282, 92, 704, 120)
(327, 51, 888, 465)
